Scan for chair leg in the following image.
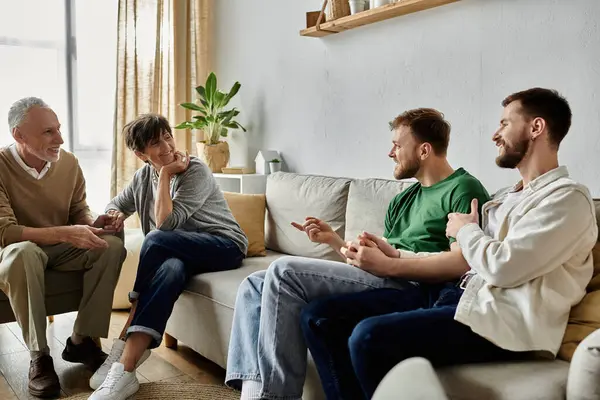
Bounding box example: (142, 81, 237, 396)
(48, 315, 54, 323)
(164, 333, 178, 349)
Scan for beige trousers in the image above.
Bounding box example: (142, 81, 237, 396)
(0, 235, 126, 351)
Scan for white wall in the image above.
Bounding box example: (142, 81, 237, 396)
(216, 0, 600, 195)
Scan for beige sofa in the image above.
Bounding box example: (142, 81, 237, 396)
(162, 172, 599, 400)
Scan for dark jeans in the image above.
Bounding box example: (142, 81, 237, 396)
(127, 230, 243, 348)
(301, 282, 520, 400)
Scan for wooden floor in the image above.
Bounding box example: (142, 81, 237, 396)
(0, 311, 226, 399)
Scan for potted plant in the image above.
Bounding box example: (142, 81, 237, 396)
(175, 72, 246, 172)
(269, 158, 282, 173)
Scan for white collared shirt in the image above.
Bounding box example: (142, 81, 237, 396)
(9, 144, 51, 179)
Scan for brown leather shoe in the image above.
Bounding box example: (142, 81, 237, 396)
(28, 354, 61, 398)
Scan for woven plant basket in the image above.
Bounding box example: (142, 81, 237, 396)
(325, 0, 350, 20)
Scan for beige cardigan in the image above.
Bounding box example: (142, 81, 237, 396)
(456, 166, 597, 356)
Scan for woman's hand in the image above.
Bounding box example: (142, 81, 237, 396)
(105, 209, 126, 232)
(161, 151, 190, 177)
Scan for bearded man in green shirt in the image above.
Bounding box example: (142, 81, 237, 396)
(225, 108, 489, 400)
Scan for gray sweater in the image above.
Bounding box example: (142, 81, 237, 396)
(106, 157, 248, 255)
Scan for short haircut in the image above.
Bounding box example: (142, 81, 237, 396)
(8, 97, 49, 131)
(502, 88, 572, 148)
(123, 113, 172, 152)
(390, 108, 451, 155)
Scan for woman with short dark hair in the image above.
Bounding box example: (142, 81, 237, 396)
(88, 113, 248, 400)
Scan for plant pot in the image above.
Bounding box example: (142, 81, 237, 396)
(349, 0, 367, 14)
(372, 0, 390, 7)
(196, 141, 230, 173)
(269, 162, 282, 174)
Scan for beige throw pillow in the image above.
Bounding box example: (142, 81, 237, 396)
(223, 191, 267, 257)
(559, 241, 600, 361)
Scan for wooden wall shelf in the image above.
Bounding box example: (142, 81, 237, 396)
(300, 0, 460, 38)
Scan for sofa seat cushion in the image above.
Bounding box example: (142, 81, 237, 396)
(184, 250, 286, 308)
(437, 360, 569, 400)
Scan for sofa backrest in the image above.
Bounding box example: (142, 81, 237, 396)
(265, 172, 351, 260)
(265, 172, 600, 262)
(344, 178, 414, 241)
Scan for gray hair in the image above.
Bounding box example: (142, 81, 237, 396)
(8, 97, 49, 132)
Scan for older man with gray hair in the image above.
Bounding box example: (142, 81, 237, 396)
(0, 97, 126, 398)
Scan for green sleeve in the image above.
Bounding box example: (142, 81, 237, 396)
(383, 201, 393, 238)
(449, 190, 490, 243)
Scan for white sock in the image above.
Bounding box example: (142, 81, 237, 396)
(241, 380, 262, 400)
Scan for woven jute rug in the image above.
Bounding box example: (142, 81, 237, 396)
(64, 382, 239, 399)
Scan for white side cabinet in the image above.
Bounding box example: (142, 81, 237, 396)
(212, 173, 267, 194)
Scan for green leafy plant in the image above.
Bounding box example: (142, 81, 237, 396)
(270, 158, 281, 163)
(175, 72, 246, 144)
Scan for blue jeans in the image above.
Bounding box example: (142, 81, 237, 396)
(127, 230, 243, 348)
(301, 283, 521, 400)
(224, 256, 409, 400)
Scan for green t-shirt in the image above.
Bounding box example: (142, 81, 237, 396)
(384, 168, 490, 253)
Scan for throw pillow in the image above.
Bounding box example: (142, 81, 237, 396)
(223, 191, 267, 257)
(558, 241, 600, 361)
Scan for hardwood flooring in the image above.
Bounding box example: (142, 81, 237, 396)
(0, 312, 226, 399)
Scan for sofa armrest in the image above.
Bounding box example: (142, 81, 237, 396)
(112, 228, 145, 309)
(372, 357, 448, 400)
(567, 328, 600, 400)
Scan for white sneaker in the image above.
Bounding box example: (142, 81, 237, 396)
(89, 339, 150, 390)
(88, 362, 139, 400)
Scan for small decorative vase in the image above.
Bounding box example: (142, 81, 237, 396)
(269, 162, 282, 174)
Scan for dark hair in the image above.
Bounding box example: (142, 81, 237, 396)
(123, 113, 172, 152)
(390, 108, 451, 155)
(502, 88, 572, 148)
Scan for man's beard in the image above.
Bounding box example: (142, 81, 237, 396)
(496, 137, 530, 169)
(394, 158, 420, 180)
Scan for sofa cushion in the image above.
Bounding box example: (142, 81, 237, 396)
(437, 360, 570, 400)
(558, 200, 600, 360)
(344, 178, 412, 240)
(184, 250, 285, 307)
(265, 173, 351, 260)
(223, 191, 267, 257)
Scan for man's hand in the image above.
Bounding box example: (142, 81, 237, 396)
(105, 210, 126, 232)
(446, 199, 479, 239)
(58, 225, 108, 249)
(161, 151, 190, 177)
(92, 214, 116, 233)
(341, 243, 393, 277)
(358, 232, 399, 258)
(291, 217, 339, 245)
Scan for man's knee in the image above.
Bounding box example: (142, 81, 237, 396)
(89, 235, 126, 269)
(349, 318, 377, 357)
(266, 256, 301, 280)
(0, 241, 47, 280)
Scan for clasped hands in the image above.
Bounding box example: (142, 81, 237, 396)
(340, 232, 398, 276)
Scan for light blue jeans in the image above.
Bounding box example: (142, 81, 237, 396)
(225, 255, 407, 400)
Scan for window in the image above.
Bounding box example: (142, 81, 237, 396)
(0, 0, 118, 213)
(0, 0, 70, 148)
